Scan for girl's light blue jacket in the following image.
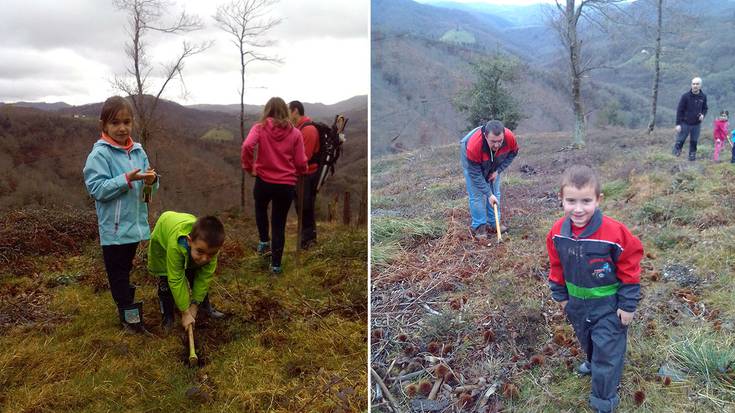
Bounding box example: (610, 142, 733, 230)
(83, 139, 158, 246)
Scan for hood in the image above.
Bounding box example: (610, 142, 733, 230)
(263, 117, 292, 141)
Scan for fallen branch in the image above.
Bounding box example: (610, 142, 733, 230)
(371, 367, 403, 413)
(428, 377, 444, 400)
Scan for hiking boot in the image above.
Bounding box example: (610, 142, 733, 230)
(118, 301, 152, 335)
(201, 295, 225, 319)
(271, 266, 283, 275)
(577, 361, 591, 376)
(471, 224, 488, 239)
(672, 146, 681, 157)
(257, 241, 271, 255)
(301, 239, 317, 250)
(486, 224, 509, 237)
(688, 153, 696, 161)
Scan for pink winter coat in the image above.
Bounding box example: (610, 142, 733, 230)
(713, 119, 729, 142)
(241, 118, 308, 185)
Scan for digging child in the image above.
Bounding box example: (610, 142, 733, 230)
(546, 165, 644, 413)
(148, 211, 226, 333)
(83, 96, 158, 334)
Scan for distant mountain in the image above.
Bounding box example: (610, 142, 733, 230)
(1, 95, 367, 214)
(0, 101, 71, 111)
(372, 0, 735, 154)
(186, 95, 368, 121)
(427, 1, 548, 27)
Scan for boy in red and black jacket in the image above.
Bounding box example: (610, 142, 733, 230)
(546, 165, 643, 413)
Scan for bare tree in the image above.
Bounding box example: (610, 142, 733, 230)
(646, 0, 663, 133)
(113, 0, 210, 147)
(214, 0, 281, 209)
(549, 0, 623, 147)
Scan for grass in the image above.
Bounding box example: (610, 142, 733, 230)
(200, 128, 234, 141)
(0, 215, 366, 412)
(371, 216, 445, 245)
(668, 329, 735, 405)
(371, 128, 735, 411)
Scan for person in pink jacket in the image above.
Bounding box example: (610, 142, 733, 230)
(713, 110, 729, 162)
(242, 97, 308, 273)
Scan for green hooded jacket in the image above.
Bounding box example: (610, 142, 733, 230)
(148, 211, 218, 311)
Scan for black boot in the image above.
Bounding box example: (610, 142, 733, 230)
(157, 279, 175, 333)
(118, 301, 151, 335)
(201, 295, 225, 319)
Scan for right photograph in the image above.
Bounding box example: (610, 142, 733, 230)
(370, 0, 735, 412)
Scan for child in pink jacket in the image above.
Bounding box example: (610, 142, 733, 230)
(241, 97, 307, 273)
(713, 110, 729, 162)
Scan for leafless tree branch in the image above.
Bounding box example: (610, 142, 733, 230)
(111, 0, 211, 146)
(214, 0, 282, 209)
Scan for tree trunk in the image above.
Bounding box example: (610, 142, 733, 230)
(647, 0, 663, 134)
(239, 43, 246, 210)
(567, 0, 586, 147)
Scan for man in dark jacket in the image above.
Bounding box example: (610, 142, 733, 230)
(460, 119, 519, 238)
(673, 77, 708, 161)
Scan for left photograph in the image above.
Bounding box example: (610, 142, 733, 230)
(0, 0, 368, 411)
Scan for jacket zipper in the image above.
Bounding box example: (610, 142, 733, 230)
(114, 199, 122, 234)
(128, 148, 144, 240)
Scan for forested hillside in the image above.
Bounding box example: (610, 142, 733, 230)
(372, 0, 735, 154)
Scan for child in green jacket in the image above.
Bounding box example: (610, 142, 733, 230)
(148, 211, 225, 331)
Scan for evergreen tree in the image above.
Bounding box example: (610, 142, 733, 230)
(455, 55, 525, 130)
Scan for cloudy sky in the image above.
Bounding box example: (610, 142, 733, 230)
(0, 0, 368, 105)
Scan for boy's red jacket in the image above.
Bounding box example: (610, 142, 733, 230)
(547, 209, 643, 312)
(241, 118, 308, 185)
(294, 116, 320, 175)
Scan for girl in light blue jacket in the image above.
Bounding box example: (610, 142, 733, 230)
(83, 96, 158, 333)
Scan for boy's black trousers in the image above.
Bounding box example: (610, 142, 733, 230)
(157, 267, 213, 315)
(565, 295, 627, 412)
(253, 177, 295, 267)
(101, 242, 139, 308)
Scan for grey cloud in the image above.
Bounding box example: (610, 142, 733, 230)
(271, 0, 368, 41)
(0, 78, 91, 101)
(1, 1, 126, 51)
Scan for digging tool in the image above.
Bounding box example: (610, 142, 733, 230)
(493, 203, 502, 243)
(187, 324, 198, 367)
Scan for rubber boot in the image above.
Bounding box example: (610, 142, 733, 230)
(118, 301, 151, 335)
(201, 294, 225, 319)
(157, 279, 175, 333)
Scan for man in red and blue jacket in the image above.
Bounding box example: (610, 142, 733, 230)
(460, 120, 519, 237)
(547, 165, 643, 413)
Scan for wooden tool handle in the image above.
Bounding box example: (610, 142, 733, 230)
(493, 203, 502, 242)
(188, 324, 197, 362)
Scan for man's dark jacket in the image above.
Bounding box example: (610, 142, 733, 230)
(676, 90, 708, 126)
